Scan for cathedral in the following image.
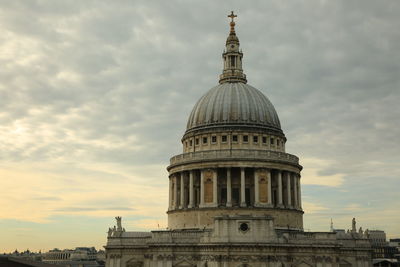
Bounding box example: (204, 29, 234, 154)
(105, 12, 372, 267)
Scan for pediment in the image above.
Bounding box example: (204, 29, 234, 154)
(338, 259, 352, 267)
(295, 261, 312, 267)
(126, 259, 143, 267)
(174, 259, 195, 267)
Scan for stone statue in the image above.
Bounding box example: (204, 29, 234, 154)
(359, 227, 363, 235)
(351, 218, 356, 232)
(116, 216, 122, 231)
(108, 227, 113, 237)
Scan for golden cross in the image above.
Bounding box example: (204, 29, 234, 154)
(228, 11, 237, 22)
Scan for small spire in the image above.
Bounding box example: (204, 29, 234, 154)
(219, 11, 247, 84)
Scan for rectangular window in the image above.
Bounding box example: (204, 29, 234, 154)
(211, 136, 217, 143)
(221, 135, 227, 143)
(230, 56, 235, 67)
(253, 136, 258, 143)
(203, 137, 208, 144)
(195, 138, 199, 145)
(232, 135, 238, 142)
(243, 135, 248, 143)
(277, 139, 280, 146)
(270, 138, 274, 145)
(189, 140, 193, 146)
(262, 136, 267, 144)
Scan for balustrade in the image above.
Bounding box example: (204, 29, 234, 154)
(169, 149, 299, 167)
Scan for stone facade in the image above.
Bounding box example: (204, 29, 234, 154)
(104, 12, 372, 267)
(106, 215, 371, 267)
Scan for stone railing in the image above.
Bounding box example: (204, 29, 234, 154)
(288, 232, 337, 240)
(169, 149, 299, 167)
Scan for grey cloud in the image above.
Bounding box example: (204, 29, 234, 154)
(0, 0, 399, 235)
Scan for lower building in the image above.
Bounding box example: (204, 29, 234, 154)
(42, 247, 104, 267)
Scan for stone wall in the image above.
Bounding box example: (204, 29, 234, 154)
(167, 207, 303, 230)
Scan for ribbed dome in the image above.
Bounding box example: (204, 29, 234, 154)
(186, 83, 282, 134)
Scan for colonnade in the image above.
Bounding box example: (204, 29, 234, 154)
(45, 252, 71, 261)
(168, 167, 302, 211)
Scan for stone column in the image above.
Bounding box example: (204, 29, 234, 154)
(240, 167, 246, 207)
(293, 172, 298, 209)
(267, 169, 272, 206)
(213, 169, 218, 207)
(254, 169, 259, 207)
(200, 169, 205, 207)
(298, 174, 302, 209)
(179, 172, 185, 209)
(168, 177, 172, 210)
(277, 170, 283, 207)
(173, 175, 178, 209)
(287, 172, 292, 208)
(226, 168, 232, 207)
(188, 170, 194, 208)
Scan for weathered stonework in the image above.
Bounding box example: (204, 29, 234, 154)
(105, 215, 372, 267)
(104, 12, 372, 267)
(167, 208, 303, 230)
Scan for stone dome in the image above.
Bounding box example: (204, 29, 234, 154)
(185, 82, 282, 135)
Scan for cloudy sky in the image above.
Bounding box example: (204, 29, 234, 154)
(1, 0, 399, 252)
